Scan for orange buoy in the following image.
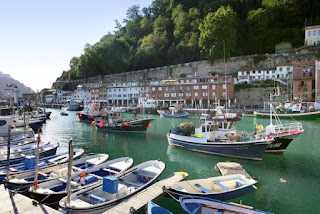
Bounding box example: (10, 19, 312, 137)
(147, 123, 152, 128)
(99, 122, 104, 127)
(125, 122, 129, 126)
(75, 113, 78, 116)
(91, 121, 95, 126)
(79, 173, 86, 177)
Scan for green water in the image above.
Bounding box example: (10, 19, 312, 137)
(42, 109, 320, 213)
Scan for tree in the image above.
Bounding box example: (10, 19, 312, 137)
(199, 6, 238, 61)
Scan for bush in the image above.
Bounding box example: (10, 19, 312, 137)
(253, 55, 267, 64)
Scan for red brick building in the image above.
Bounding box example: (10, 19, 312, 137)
(140, 75, 234, 108)
(292, 61, 315, 100)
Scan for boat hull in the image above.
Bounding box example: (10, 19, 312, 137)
(167, 134, 270, 161)
(95, 118, 153, 132)
(169, 184, 256, 201)
(254, 110, 320, 120)
(266, 132, 301, 153)
(78, 114, 97, 122)
(0, 143, 58, 167)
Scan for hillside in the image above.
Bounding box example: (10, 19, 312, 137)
(0, 71, 34, 98)
(57, 0, 320, 82)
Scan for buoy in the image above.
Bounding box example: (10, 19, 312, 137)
(147, 123, 152, 128)
(79, 173, 86, 177)
(280, 178, 287, 183)
(75, 113, 78, 116)
(99, 122, 104, 128)
(89, 115, 94, 119)
(125, 122, 129, 126)
(80, 114, 83, 117)
(120, 123, 123, 127)
(91, 121, 95, 126)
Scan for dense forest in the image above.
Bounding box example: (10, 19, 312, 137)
(57, 0, 320, 81)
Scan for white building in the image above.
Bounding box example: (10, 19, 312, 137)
(57, 91, 72, 103)
(275, 63, 293, 82)
(237, 68, 276, 83)
(107, 82, 142, 106)
(72, 85, 91, 103)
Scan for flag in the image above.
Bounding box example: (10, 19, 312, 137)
(302, 67, 311, 72)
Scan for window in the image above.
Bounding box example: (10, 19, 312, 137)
(166, 87, 169, 91)
(212, 92, 216, 98)
(287, 67, 291, 71)
(313, 30, 316, 36)
(172, 86, 175, 90)
(194, 92, 198, 97)
(310, 72, 312, 77)
(222, 92, 226, 97)
(202, 85, 208, 89)
(280, 67, 283, 71)
(318, 30, 320, 36)
(203, 92, 208, 96)
(186, 93, 191, 97)
(187, 86, 190, 90)
(223, 84, 226, 89)
(212, 85, 216, 90)
(301, 81, 305, 86)
(164, 93, 169, 97)
(193, 86, 199, 90)
(266, 71, 269, 74)
(297, 73, 300, 77)
(171, 93, 176, 97)
(158, 87, 162, 91)
(179, 93, 183, 97)
(0, 120, 7, 126)
(308, 31, 312, 37)
(303, 73, 306, 77)
(152, 87, 155, 91)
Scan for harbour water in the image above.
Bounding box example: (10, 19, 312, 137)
(41, 109, 320, 213)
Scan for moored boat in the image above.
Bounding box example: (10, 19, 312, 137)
(147, 201, 172, 214)
(59, 160, 165, 214)
(4, 153, 109, 191)
(180, 196, 272, 214)
(0, 142, 59, 166)
(169, 174, 257, 201)
(29, 157, 133, 204)
(0, 148, 84, 183)
(157, 106, 188, 118)
(167, 121, 272, 160)
(92, 111, 154, 132)
(77, 103, 101, 122)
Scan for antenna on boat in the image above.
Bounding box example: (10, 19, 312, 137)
(33, 128, 41, 190)
(6, 125, 11, 180)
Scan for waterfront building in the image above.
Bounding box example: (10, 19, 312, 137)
(140, 75, 234, 108)
(292, 61, 315, 100)
(57, 91, 72, 103)
(98, 82, 108, 104)
(305, 25, 320, 46)
(72, 85, 91, 103)
(107, 82, 141, 106)
(237, 67, 276, 83)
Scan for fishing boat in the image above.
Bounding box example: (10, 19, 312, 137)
(66, 102, 81, 111)
(29, 157, 133, 204)
(0, 142, 59, 166)
(59, 160, 165, 214)
(157, 106, 188, 118)
(180, 196, 272, 214)
(167, 121, 272, 161)
(0, 116, 35, 140)
(147, 201, 172, 214)
(0, 148, 84, 183)
(4, 153, 109, 191)
(92, 111, 154, 132)
(254, 101, 320, 120)
(77, 103, 101, 122)
(169, 174, 257, 201)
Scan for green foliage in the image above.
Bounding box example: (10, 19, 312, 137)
(57, 0, 318, 81)
(180, 73, 186, 78)
(314, 53, 320, 58)
(235, 79, 276, 91)
(199, 6, 238, 61)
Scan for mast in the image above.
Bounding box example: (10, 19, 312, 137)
(33, 128, 41, 190)
(223, 40, 228, 112)
(66, 139, 73, 205)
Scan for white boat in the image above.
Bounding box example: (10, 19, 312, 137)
(66, 102, 81, 111)
(4, 153, 109, 191)
(29, 157, 133, 204)
(78, 103, 101, 122)
(59, 160, 165, 214)
(0, 116, 34, 140)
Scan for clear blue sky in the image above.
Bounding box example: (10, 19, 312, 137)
(0, 0, 153, 92)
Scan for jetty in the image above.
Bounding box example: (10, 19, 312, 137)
(0, 184, 61, 214)
(214, 162, 253, 179)
(105, 172, 188, 214)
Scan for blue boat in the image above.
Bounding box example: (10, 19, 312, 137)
(180, 196, 272, 214)
(167, 120, 272, 160)
(169, 174, 258, 201)
(157, 107, 188, 118)
(147, 201, 172, 214)
(0, 148, 84, 183)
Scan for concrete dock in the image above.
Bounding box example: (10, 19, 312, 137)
(105, 172, 188, 214)
(0, 185, 61, 214)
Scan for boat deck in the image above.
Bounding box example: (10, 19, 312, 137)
(214, 162, 253, 179)
(104, 172, 187, 214)
(0, 184, 61, 214)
